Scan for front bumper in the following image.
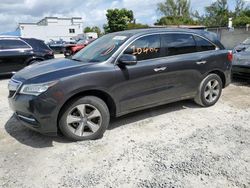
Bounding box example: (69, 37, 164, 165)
(232, 65, 250, 79)
(8, 93, 60, 136)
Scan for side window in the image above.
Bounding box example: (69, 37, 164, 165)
(194, 35, 216, 52)
(162, 34, 196, 56)
(124, 35, 161, 61)
(1, 39, 30, 50)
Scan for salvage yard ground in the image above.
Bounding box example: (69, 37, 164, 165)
(0, 71, 249, 187)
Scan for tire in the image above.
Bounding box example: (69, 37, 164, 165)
(59, 96, 110, 141)
(194, 74, 222, 107)
(64, 49, 72, 57)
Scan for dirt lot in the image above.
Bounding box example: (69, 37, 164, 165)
(0, 77, 249, 188)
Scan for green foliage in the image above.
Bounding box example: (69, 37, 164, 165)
(104, 8, 134, 33)
(156, 0, 198, 26)
(127, 23, 149, 30)
(84, 26, 101, 36)
(194, 0, 250, 27)
(157, 0, 191, 17)
(204, 0, 229, 27)
(155, 16, 198, 25)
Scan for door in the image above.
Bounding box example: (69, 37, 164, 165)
(113, 33, 204, 114)
(0, 39, 32, 74)
(113, 34, 169, 112)
(158, 33, 204, 97)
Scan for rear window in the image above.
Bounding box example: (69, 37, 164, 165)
(162, 34, 197, 56)
(194, 35, 216, 52)
(24, 39, 51, 51)
(0, 39, 30, 50)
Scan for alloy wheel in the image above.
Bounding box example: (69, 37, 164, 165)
(204, 79, 220, 103)
(66, 104, 102, 137)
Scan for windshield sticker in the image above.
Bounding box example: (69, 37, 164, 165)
(131, 46, 159, 55)
(113, 36, 127, 40)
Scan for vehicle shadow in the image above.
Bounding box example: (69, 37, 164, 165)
(4, 115, 71, 148)
(4, 100, 199, 148)
(108, 100, 199, 130)
(0, 75, 12, 80)
(232, 78, 250, 86)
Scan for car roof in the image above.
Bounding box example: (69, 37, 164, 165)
(0, 36, 43, 42)
(113, 28, 224, 49)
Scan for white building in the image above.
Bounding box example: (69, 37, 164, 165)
(18, 17, 83, 42)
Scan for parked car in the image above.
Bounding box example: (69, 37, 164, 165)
(8, 28, 232, 141)
(64, 38, 95, 57)
(47, 40, 72, 54)
(0, 36, 54, 76)
(232, 46, 250, 79)
(233, 37, 250, 53)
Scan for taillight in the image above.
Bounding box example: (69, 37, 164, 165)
(227, 51, 233, 62)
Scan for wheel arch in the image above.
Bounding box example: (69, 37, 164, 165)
(57, 89, 117, 126)
(207, 70, 226, 88)
(25, 56, 45, 65)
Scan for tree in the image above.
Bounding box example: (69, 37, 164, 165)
(127, 23, 149, 30)
(156, 0, 198, 25)
(157, 0, 191, 17)
(235, 0, 246, 16)
(104, 8, 134, 33)
(84, 26, 101, 36)
(204, 0, 229, 27)
(194, 0, 250, 27)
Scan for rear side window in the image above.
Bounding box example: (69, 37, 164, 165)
(124, 35, 161, 61)
(24, 39, 50, 51)
(194, 35, 216, 52)
(0, 39, 30, 50)
(162, 34, 196, 56)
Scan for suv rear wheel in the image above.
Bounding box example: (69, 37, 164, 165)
(59, 96, 110, 141)
(194, 74, 222, 107)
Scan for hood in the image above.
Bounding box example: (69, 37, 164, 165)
(13, 58, 90, 81)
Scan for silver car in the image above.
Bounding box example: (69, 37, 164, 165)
(232, 46, 250, 79)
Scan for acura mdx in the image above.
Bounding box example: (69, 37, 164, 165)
(8, 28, 232, 141)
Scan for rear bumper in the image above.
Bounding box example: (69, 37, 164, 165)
(232, 66, 250, 79)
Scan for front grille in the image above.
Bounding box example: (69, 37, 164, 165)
(8, 79, 22, 98)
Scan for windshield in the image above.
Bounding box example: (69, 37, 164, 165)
(72, 33, 130, 62)
(243, 38, 250, 44)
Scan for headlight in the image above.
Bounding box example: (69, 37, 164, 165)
(20, 81, 58, 96)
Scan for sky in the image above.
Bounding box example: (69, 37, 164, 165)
(0, 0, 248, 33)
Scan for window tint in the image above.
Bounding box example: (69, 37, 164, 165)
(194, 35, 216, 52)
(124, 35, 161, 61)
(162, 34, 196, 56)
(24, 39, 50, 50)
(0, 39, 30, 50)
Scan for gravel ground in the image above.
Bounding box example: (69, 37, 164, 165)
(0, 78, 249, 188)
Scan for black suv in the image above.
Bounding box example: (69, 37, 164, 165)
(0, 37, 54, 75)
(8, 28, 232, 141)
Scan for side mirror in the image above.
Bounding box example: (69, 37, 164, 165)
(118, 54, 137, 66)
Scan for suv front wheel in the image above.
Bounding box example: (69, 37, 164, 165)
(194, 74, 223, 107)
(59, 96, 110, 141)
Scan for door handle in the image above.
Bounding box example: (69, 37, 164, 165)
(196, 60, 207, 65)
(154, 67, 167, 72)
